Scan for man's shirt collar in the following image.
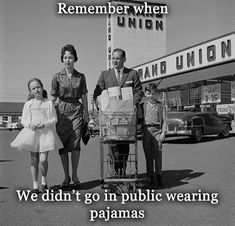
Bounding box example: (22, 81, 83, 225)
(114, 67, 124, 75)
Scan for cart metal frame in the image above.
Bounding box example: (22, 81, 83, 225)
(99, 110, 138, 193)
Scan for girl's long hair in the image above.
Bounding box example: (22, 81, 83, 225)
(27, 78, 47, 100)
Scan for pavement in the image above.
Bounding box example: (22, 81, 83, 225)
(0, 130, 235, 226)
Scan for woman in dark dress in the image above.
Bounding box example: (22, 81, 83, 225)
(50, 44, 89, 188)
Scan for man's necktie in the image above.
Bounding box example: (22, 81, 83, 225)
(117, 70, 121, 86)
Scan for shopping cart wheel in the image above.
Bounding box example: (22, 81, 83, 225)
(128, 184, 133, 192)
(100, 179, 105, 189)
(132, 184, 137, 192)
(100, 179, 105, 184)
(128, 184, 136, 193)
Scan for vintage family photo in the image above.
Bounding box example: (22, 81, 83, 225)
(0, 0, 234, 225)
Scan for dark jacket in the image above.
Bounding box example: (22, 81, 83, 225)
(93, 67, 143, 106)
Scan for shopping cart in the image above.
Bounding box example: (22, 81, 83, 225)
(99, 110, 138, 193)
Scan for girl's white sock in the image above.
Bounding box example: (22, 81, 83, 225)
(41, 176, 47, 186)
(33, 181, 38, 189)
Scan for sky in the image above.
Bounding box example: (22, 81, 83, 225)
(1, 0, 235, 107)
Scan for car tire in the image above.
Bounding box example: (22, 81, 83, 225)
(220, 124, 230, 138)
(193, 128, 202, 142)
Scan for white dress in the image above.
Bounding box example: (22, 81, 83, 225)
(11, 99, 63, 152)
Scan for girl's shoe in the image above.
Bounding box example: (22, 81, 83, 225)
(41, 184, 48, 193)
(60, 177, 71, 189)
(30, 189, 40, 195)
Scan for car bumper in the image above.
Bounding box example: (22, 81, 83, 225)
(166, 129, 192, 136)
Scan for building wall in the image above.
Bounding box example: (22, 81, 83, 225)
(0, 102, 24, 125)
(107, 0, 166, 69)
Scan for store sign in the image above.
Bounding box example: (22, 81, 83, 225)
(167, 90, 181, 106)
(216, 104, 234, 114)
(134, 32, 235, 82)
(201, 84, 221, 104)
(231, 81, 235, 101)
(107, 1, 166, 68)
(115, 2, 166, 31)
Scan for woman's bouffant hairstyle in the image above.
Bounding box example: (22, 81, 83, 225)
(27, 78, 47, 101)
(61, 44, 78, 63)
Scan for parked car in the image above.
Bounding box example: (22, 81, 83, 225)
(0, 123, 7, 130)
(166, 111, 232, 142)
(7, 122, 23, 131)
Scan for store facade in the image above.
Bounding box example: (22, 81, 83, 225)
(134, 32, 235, 115)
(0, 102, 24, 126)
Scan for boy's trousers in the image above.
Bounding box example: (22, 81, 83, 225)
(142, 125, 162, 178)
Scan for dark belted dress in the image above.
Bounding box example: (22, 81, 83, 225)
(50, 68, 88, 154)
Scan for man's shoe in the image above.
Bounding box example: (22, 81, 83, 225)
(149, 176, 155, 185)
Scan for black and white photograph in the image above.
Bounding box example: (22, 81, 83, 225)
(0, 0, 235, 225)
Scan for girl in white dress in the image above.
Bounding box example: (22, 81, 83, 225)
(11, 78, 63, 194)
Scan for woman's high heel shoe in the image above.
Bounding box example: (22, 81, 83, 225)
(60, 177, 71, 189)
(72, 177, 81, 189)
(73, 180, 81, 189)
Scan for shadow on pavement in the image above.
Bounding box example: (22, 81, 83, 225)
(137, 169, 205, 190)
(50, 169, 204, 192)
(0, 160, 13, 163)
(80, 180, 101, 190)
(0, 186, 9, 190)
(50, 179, 101, 191)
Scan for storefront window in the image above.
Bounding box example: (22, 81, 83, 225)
(2, 116, 8, 122)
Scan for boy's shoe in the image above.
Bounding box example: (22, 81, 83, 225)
(148, 176, 155, 185)
(156, 175, 164, 187)
(41, 184, 48, 193)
